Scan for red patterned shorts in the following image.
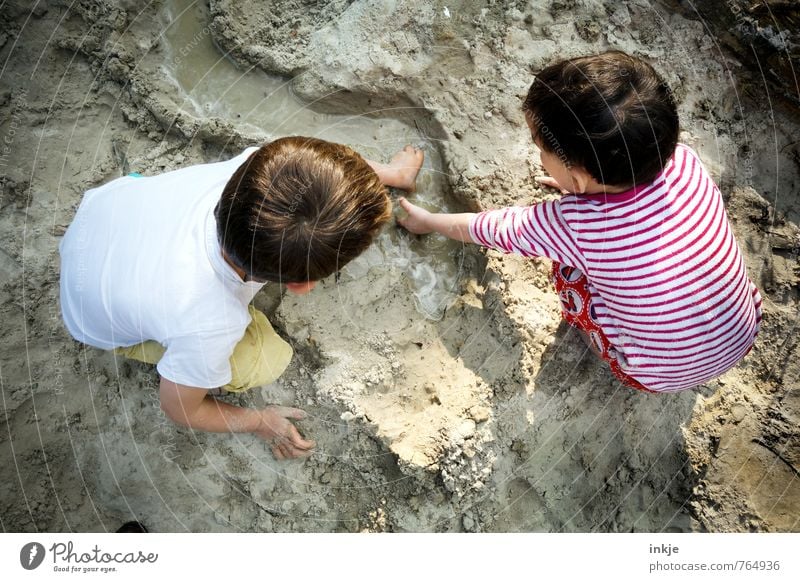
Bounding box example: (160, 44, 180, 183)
(551, 262, 655, 393)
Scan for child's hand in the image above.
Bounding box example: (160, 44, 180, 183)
(535, 175, 570, 194)
(396, 197, 435, 235)
(255, 406, 316, 460)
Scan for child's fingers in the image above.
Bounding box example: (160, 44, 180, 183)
(277, 442, 306, 460)
(273, 405, 307, 420)
(535, 176, 569, 194)
(287, 442, 315, 458)
(270, 427, 314, 459)
(398, 197, 418, 217)
(396, 198, 410, 227)
(536, 177, 567, 191)
(287, 425, 316, 450)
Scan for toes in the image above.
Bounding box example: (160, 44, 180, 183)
(402, 144, 424, 159)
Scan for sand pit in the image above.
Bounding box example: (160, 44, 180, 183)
(1, 0, 798, 532)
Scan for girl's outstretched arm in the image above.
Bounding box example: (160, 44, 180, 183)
(396, 197, 476, 243)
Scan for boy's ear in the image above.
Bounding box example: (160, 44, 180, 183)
(285, 281, 317, 295)
(568, 166, 594, 194)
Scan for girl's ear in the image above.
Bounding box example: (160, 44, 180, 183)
(568, 165, 594, 194)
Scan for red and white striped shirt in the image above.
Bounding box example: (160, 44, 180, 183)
(469, 144, 762, 392)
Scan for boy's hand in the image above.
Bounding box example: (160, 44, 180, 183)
(396, 197, 434, 235)
(255, 406, 316, 460)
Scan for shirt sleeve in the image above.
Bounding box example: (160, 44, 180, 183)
(156, 329, 241, 389)
(468, 200, 586, 270)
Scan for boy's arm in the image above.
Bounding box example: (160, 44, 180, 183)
(158, 377, 315, 460)
(396, 197, 476, 243)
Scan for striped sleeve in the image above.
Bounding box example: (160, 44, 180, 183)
(468, 200, 586, 270)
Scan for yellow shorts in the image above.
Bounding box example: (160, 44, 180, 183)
(114, 306, 293, 393)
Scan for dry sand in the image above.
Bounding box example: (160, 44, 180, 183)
(1, 0, 798, 532)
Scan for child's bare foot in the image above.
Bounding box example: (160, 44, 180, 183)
(387, 145, 424, 192)
(365, 146, 424, 191)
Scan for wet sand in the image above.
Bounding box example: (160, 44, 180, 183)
(0, 0, 798, 532)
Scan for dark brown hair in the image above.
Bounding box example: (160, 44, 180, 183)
(216, 137, 390, 283)
(524, 50, 679, 187)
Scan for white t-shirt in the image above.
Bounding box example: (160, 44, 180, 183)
(59, 147, 264, 388)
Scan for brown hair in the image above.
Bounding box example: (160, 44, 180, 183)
(216, 136, 390, 283)
(524, 50, 679, 187)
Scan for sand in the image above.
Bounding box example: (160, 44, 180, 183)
(1, 0, 798, 532)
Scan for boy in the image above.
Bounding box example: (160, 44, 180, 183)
(60, 137, 424, 459)
(398, 51, 762, 393)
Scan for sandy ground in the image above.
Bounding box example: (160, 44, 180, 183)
(1, 0, 798, 532)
